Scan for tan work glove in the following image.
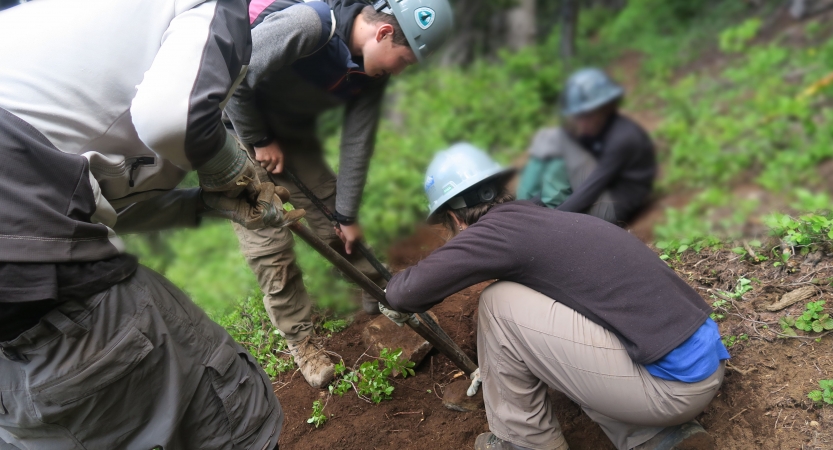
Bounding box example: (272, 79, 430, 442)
(201, 182, 304, 230)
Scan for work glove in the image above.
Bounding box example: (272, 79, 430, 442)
(197, 132, 260, 198)
(467, 368, 481, 397)
(201, 182, 304, 230)
(378, 301, 419, 328)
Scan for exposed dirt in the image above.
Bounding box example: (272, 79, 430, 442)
(273, 225, 833, 450)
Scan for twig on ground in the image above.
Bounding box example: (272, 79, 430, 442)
(726, 362, 757, 375)
(743, 241, 758, 260)
(729, 408, 749, 421)
(774, 408, 782, 430)
(392, 411, 424, 416)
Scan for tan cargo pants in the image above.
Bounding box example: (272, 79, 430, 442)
(478, 282, 724, 450)
(233, 136, 386, 342)
(0, 267, 282, 450)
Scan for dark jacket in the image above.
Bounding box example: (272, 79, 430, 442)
(557, 114, 656, 221)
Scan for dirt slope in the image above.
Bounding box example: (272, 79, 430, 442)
(273, 227, 833, 450)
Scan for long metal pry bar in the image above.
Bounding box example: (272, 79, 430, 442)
(275, 171, 477, 374)
(287, 221, 477, 373)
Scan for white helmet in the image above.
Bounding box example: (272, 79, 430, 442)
(424, 143, 513, 222)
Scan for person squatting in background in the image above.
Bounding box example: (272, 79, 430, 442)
(223, 0, 454, 388)
(517, 68, 657, 225)
(382, 144, 729, 450)
(0, 0, 290, 447)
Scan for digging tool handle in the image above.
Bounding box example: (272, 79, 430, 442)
(278, 170, 393, 280)
(287, 220, 478, 374)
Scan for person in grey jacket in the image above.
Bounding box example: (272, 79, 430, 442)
(223, 0, 454, 388)
(0, 0, 288, 448)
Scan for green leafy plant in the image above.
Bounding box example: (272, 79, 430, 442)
(307, 400, 328, 428)
(380, 347, 417, 378)
(765, 213, 833, 256)
(780, 300, 833, 336)
(321, 318, 351, 334)
(328, 348, 415, 404)
(730, 240, 768, 262)
(730, 278, 753, 299)
(719, 18, 762, 54)
(710, 298, 729, 321)
(214, 295, 294, 378)
(722, 333, 748, 348)
(808, 380, 833, 405)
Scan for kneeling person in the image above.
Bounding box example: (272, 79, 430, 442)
(384, 144, 728, 450)
(517, 68, 656, 224)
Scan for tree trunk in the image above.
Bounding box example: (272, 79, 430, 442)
(559, 0, 579, 64)
(505, 0, 537, 51)
(438, 0, 480, 66)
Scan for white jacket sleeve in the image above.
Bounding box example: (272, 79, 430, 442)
(131, 0, 251, 170)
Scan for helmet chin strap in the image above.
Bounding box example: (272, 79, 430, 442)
(447, 182, 497, 209)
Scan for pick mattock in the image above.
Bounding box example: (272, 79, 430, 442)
(272, 170, 478, 374)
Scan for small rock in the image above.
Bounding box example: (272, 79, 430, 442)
(810, 420, 820, 428)
(442, 379, 484, 412)
(362, 312, 437, 370)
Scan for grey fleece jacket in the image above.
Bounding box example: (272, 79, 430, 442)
(224, 3, 387, 220)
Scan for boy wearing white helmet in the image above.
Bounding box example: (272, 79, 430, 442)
(517, 68, 657, 225)
(224, 0, 454, 389)
(383, 144, 726, 450)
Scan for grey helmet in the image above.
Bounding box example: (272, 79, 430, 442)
(373, 0, 454, 62)
(561, 68, 624, 117)
(424, 143, 513, 222)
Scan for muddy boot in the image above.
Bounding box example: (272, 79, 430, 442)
(287, 335, 335, 388)
(362, 290, 381, 315)
(473, 433, 531, 450)
(632, 421, 714, 450)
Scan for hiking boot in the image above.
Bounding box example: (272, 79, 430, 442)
(473, 433, 530, 450)
(287, 335, 334, 388)
(632, 421, 715, 450)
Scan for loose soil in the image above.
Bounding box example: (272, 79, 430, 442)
(273, 226, 833, 450)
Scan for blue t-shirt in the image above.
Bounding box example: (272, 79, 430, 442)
(644, 318, 730, 383)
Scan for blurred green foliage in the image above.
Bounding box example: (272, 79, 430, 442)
(651, 17, 833, 252)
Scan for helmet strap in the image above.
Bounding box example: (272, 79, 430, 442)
(447, 182, 497, 209)
(372, 0, 393, 15)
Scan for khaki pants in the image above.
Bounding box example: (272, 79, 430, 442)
(233, 136, 385, 342)
(478, 282, 724, 450)
(0, 267, 282, 450)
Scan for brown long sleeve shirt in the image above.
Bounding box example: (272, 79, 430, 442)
(386, 201, 711, 364)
